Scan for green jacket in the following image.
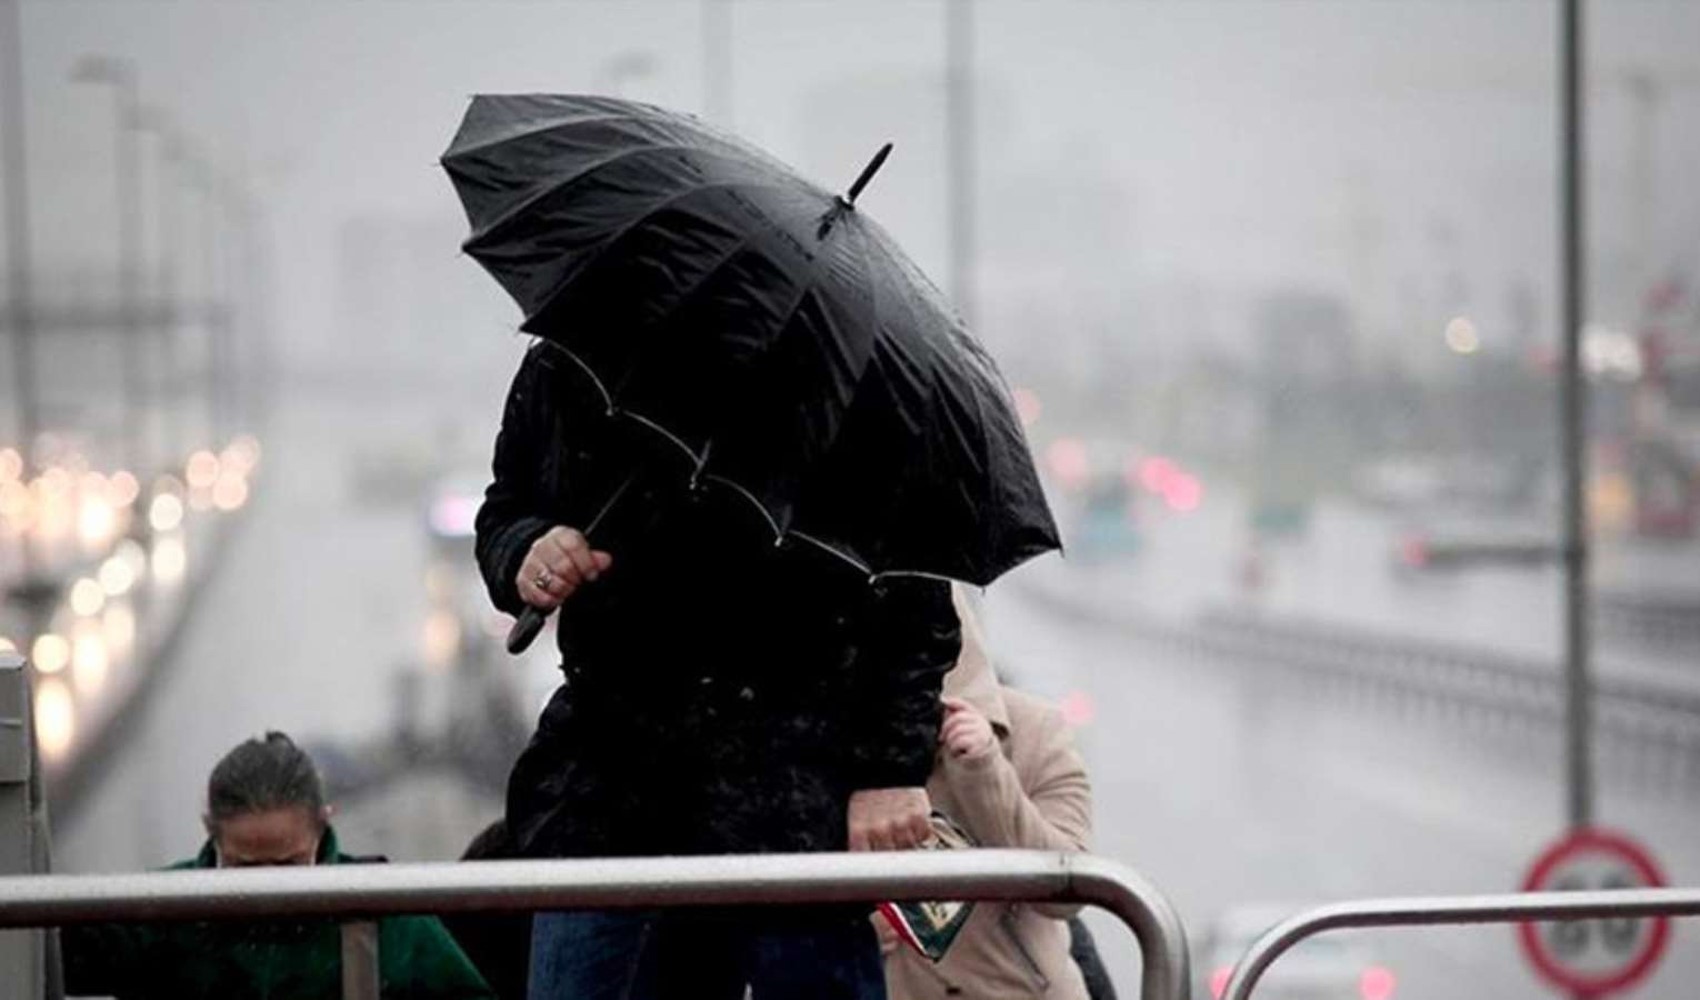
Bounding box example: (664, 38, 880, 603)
(62, 827, 495, 1000)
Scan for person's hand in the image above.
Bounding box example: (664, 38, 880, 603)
(870, 912, 900, 955)
(940, 696, 996, 761)
(515, 526, 613, 611)
(847, 787, 932, 851)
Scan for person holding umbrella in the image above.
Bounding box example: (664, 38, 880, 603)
(447, 95, 1059, 1000)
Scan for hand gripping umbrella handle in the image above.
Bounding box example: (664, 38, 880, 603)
(504, 473, 637, 657)
(507, 606, 548, 655)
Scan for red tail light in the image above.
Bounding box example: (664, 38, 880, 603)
(1209, 966, 1232, 999)
(1398, 536, 1429, 568)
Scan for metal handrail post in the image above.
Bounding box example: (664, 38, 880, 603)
(339, 921, 379, 1000)
(1068, 854, 1191, 1000)
(0, 850, 1189, 1000)
(1221, 888, 1700, 1000)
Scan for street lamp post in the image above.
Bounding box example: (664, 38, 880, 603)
(1, 0, 43, 585)
(945, 0, 976, 328)
(1, 0, 38, 477)
(70, 55, 149, 476)
(1558, 0, 1594, 832)
(184, 154, 232, 445)
(133, 104, 187, 469)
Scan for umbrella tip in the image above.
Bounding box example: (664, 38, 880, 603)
(818, 142, 894, 239)
(845, 142, 894, 206)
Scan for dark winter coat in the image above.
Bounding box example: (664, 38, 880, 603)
(476, 343, 962, 859)
(60, 827, 493, 999)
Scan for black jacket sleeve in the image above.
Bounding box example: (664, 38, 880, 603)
(476, 345, 557, 617)
(842, 578, 960, 789)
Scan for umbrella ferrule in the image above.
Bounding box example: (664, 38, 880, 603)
(816, 197, 853, 240)
(817, 142, 895, 239)
(844, 142, 893, 206)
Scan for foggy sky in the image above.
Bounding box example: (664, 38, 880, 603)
(8, 0, 1699, 375)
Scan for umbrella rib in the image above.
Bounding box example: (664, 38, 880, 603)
(786, 530, 872, 577)
(621, 410, 706, 467)
(536, 339, 616, 414)
(870, 568, 963, 586)
(701, 473, 783, 541)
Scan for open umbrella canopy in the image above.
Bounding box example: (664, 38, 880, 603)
(443, 93, 1057, 586)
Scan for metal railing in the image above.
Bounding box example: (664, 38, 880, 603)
(0, 848, 1190, 1000)
(1221, 887, 1700, 1000)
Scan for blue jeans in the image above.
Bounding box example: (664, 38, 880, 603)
(528, 908, 887, 1000)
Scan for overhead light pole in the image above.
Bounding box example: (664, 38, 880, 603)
(1558, 0, 1593, 833)
(945, 0, 976, 328)
(1, 0, 44, 587)
(70, 55, 149, 475)
(134, 104, 189, 466)
(186, 153, 233, 444)
(1, 0, 39, 481)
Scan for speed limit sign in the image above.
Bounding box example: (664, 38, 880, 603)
(1518, 828, 1670, 998)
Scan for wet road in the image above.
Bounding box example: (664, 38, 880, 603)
(987, 557, 1700, 1000)
(1056, 486, 1700, 672)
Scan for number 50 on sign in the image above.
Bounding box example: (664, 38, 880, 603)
(1518, 828, 1670, 999)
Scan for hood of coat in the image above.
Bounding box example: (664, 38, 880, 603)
(942, 586, 1011, 737)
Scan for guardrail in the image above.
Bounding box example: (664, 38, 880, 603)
(0, 849, 1190, 1000)
(1220, 887, 1700, 1000)
(1195, 610, 1700, 748)
(1025, 577, 1700, 758)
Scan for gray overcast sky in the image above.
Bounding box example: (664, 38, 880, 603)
(11, 0, 1700, 367)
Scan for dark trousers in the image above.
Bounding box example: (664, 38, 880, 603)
(527, 908, 887, 1000)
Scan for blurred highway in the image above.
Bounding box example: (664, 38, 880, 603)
(53, 374, 514, 873)
(1051, 480, 1700, 676)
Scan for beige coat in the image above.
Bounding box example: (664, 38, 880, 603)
(883, 591, 1094, 1000)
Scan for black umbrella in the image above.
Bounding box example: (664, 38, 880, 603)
(443, 94, 1058, 650)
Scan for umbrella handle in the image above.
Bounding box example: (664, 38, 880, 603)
(506, 605, 549, 655)
(505, 472, 636, 657)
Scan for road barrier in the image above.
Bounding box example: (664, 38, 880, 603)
(0, 849, 1190, 1000)
(1220, 887, 1700, 1000)
(1022, 574, 1700, 763)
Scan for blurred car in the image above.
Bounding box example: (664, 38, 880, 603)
(1354, 454, 1550, 515)
(1199, 904, 1395, 1000)
(1390, 509, 1556, 576)
(1073, 471, 1144, 560)
(1351, 455, 1447, 511)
